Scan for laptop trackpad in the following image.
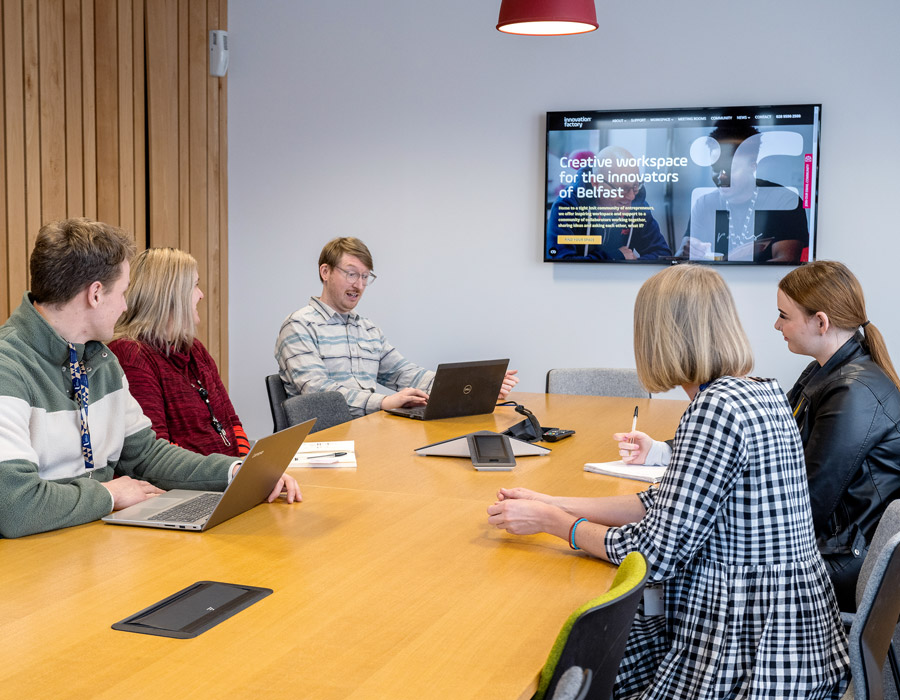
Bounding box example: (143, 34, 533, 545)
(112, 493, 187, 519)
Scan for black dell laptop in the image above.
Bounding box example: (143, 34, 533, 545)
(383, 359, 509, 421)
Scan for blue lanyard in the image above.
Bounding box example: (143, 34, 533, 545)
(67, 343, 95, 475)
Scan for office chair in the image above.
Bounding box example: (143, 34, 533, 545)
(550, 666, 592, 700)
(534, 551, 648, 700)
(842, 500, 900, 700)
(283, 391, 352, 434)
(265, 374, 290, 433)
(545, 368, 650, 399)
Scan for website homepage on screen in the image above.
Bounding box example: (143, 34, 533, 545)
(544, 104, 821, 265)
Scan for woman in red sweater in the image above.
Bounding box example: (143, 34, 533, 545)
(110, 248, 250, 457)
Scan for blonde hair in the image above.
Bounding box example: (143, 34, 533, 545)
(114, 248, 198, 353)
(779, 261, 900, 390)
(634, 265, 753, 393)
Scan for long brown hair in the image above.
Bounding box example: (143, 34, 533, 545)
(778, 261, 900, 390)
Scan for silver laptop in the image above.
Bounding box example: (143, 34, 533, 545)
(384, 359, 509, 421)
(102, 419, 314, 531)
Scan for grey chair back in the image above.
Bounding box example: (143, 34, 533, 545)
(546, 368, 650, 399)
(283, 391, 352, 434)
(857, 500, 900, 604)
(265, 374, 290, 433)
(844, 500, 900, 700)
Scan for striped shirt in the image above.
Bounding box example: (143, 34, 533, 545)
(275, 297, 434, 418)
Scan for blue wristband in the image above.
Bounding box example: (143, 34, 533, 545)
(569, 518, 588, 550)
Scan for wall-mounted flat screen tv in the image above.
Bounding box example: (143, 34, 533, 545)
(544, 104, 821, 265)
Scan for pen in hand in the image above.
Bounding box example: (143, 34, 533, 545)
(627, 406, 639, 462)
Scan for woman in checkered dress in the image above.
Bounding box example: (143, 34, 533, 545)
(487, 265, 849, 698)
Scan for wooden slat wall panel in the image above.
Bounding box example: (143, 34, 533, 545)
(23, 0, 40, 283)
(116, 0, 133, 235)
(1, 0, 228, 375)
(2, 1, 24, 316)
(176, 0, 188, 252)
(145, 0, 228, 373)
(63, 0, 83, 216)
(0, 1, 9, 317)
(206, 0, 221, 367)
(80, 0, 95, 219)
(145, 0, 228, 371)
(94, 0, 118, 225)
(130, 0, 143, 248)
(188, 0, 207, 348)
(38, 0, 66, 224)
(217, 0, 227, 381)
(145, 0, 179, 247)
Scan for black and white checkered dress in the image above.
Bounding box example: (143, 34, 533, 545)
(605, 377, 850, 699)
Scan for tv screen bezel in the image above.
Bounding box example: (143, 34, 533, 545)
(543, 103, 822, 266)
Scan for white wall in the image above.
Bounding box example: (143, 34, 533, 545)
(228, 0, 900, 439)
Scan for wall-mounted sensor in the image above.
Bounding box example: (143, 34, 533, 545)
(209, 30, 229, 77)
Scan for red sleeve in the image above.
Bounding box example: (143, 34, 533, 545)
(108, 339, 173, 443)
(233, 425, 251, 456)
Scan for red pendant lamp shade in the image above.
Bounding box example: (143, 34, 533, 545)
(497, 0, 598, 35)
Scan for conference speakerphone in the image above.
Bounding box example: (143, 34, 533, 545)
(415, 430, 551, 464)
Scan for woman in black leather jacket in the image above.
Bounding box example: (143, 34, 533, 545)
(776, 261, 900, 610)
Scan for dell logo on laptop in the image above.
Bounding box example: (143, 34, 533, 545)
(463, 384, 473, 395)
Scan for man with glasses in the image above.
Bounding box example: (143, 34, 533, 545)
(545, 145, 671, 261)
(276, 237, 517, 418)
(0, 219, 300, 538)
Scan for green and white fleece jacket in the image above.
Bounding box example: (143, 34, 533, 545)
(0, 294, 234, 538)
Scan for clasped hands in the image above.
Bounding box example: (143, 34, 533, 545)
(487, 431, 654, 541)
(486, 488, 563, 536)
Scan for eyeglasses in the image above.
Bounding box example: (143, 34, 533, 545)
(334, 265, 377, 286)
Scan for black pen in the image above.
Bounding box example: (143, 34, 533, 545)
(304, 452, 347, 460)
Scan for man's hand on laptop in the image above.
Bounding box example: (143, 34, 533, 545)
(103, 476, 165, 511)
(267, 473, 302, 503)
(382, 387, 429, 411)
(498, 369, 519, 400)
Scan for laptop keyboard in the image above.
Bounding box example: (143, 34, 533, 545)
(153, 492, 222, 522)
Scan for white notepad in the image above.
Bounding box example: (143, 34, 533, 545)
(584, 460, 666, 483)
(291, 440, 357, 468)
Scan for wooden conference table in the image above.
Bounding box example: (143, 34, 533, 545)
(0, 392, 686, 700)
